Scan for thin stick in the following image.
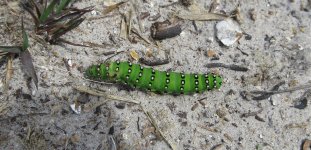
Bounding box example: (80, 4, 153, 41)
(0, 112, 49, 122)
(139, 105, 177, 150)
(251, 83, 311, 95)
(73, 85, 139, 104)
(4, 54, 14, 92)
(205, 63, 248, 72)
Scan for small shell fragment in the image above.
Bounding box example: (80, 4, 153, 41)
(216, 18, 243, 46)
(70, 103, 81, 114)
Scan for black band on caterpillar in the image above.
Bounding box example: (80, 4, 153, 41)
(85, 61, 222, 95)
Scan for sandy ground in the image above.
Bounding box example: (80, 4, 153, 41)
(1, 0, 311, 149)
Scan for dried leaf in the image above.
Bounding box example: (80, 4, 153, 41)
(43, 7, 91, 27)
(130, 50, 140, 61)
(29, 0, 42, 17)
(145, 48, 153, 57)
(21, 2, 40, 27)
(0, 46, 22, 53)
(131, 28, 150, 44)
(103, 1, 126, 15)
(20, 50, 38, 89)
(120, 16, 128, 39)
(4, 54, 14, 91)
(177, 12, 228, 21)
(50, 17, 85, 43)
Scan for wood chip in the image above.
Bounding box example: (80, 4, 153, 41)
(302, 139, 311, 150)
(207, 50, 216, 57)
(120, 16, 128, 39)
(150, 20, 182, 40)
(4, 54, 14, 92)
(130, 50, 140, 61)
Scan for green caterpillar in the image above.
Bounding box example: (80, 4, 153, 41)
(85, 61, 222, 95)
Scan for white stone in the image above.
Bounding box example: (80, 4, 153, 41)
(91, 10, 97, 16)
(216, 18, 242, 46)
(70, 103, 81, 114)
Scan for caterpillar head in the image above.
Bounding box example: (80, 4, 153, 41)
(84, 65, 98, 80)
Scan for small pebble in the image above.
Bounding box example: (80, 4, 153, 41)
(259, 134, 263, 139)
(70, 103, 81, 114)
(91, 10, 98, 16)
(216, 18, 243, 46)
(67, 59, 72, 67)
(207, 37, 214, 43)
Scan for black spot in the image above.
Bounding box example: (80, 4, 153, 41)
(205, 80, 209, 84)
(166, 79, 170, 83)
(181, 73, 185, 78)
(166, 72, 170, 77)
(194, 74, 198, 79)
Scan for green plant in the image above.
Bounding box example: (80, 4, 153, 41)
(85, 61, 223, 95)
(22, 0, 92, 44)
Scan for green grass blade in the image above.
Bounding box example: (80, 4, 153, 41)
(56, 0, 72, 15)
(22, 18, 29, 51)
(39, 0, 58, 22)
(0, 46, 22, 53)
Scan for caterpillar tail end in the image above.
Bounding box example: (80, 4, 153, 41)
(85, 65, 98, 80)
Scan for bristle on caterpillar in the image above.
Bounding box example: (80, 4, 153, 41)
(85, 61, 222, 95)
